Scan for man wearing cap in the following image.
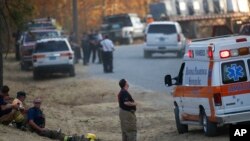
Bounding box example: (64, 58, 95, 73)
(118, 79, 137, 141)
(27, 98, 84, 141)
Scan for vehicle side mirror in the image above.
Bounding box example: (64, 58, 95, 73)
(164, 75, 172, 86)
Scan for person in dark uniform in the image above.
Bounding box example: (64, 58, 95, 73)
(118, 79, 137, 141)
(81, 32, 90, 65)
(89, 30, 98, 63)
(100, 35, 115, 73)
(27, 98, 84, 141)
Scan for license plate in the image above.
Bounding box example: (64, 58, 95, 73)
(49, 56, 56, 60)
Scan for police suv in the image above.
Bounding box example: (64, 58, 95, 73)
(165, 35, 250, 136)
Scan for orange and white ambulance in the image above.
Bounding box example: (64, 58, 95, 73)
(165, 35, 250, 136)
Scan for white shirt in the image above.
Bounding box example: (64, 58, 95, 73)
(100, 39, 114, 52)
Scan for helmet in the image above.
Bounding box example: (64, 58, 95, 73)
(86, 133, 96, 141)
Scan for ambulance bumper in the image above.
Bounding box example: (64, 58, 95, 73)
(216, 111, 250, 124)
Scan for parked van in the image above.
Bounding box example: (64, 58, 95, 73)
(144, 21, 186, 58)
(165, 35, 250, 136)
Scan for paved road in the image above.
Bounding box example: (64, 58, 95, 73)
(86, 43, 183, 93)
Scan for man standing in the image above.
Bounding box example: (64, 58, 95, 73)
(100, 35, 115, 73)
(118, 79, 137, 141)
(81, 32, 90, 65)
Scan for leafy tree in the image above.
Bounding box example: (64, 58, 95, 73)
(0, 0, 34, 87)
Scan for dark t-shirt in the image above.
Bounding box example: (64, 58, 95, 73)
(27, 107, 45, 128)
(0, 96, 12, 117)
(118, 89, 136, 112)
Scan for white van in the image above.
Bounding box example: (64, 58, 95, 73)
(165, 35, 250, 136)
(144, 21, 186, 58)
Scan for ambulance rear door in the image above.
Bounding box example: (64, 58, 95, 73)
(220, 59, 250, 115)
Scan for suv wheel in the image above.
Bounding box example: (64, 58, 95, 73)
(144, 51, 152, 58)
(201, 110, 217, 136)
(21, 63, 29, 71)
(69, 66, 75, 77)
(174, 106, 188, 134)
(33, 70, 40, 80)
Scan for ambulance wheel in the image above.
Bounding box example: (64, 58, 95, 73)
(174, 106, 188, 134)
(201, 110, 218, 136)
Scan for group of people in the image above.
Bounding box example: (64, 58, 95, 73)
(1, 78, 138, 141)
(0, 85, 86, 141)
(69, 30, 115, 73)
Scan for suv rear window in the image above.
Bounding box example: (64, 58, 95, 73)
(221, 60, 247, 84)
(34, 41, 69, 53)
(148, 24, 177, 34)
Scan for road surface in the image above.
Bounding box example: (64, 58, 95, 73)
(86, 43, 183, 94)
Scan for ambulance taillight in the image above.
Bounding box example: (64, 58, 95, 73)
(188, 50, 194, 58)
(213, 93, 222, 106)
(220, 50, 230, 58)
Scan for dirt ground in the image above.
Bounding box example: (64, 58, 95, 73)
(0, 54, 229, 141)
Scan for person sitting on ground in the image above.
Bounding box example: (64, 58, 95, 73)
(0, 85, 20, 125)
(27, 97, 84, 141)
(12, 91, 28, 129)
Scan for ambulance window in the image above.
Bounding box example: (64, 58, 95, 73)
(221, 60, 247, 84)
(176, 63, 185, 85)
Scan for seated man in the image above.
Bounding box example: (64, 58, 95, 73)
(0, 87, 20, 125)
(12, 91, 28, 129)
(27, 97, 85, 141)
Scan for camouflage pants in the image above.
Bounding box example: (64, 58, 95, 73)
(0, 109, 16, 125)
(119, 109, 137, 141)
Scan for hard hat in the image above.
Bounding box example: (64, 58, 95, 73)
(86, 133, 96, 141)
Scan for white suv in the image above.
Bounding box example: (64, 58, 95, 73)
(144, 21, 186, 58)
(32, 38, 75, 79)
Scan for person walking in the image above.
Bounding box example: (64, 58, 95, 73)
(118, 79, 137, 141)
(100, 35, 115, 73)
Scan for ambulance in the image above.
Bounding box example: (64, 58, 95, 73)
(164, 35, 250, 136)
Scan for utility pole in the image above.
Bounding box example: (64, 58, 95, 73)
(72, 0, 78, 42)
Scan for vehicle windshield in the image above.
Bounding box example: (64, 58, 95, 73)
(148, 24, 177, 34)
(34, 40, 68, 53)
(24, 31, 59, 43)
(102, 16, 132, 30)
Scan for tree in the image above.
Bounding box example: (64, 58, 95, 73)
(0, 0, 34, 87)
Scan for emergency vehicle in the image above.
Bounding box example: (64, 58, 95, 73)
(165, 35, 250, 136)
